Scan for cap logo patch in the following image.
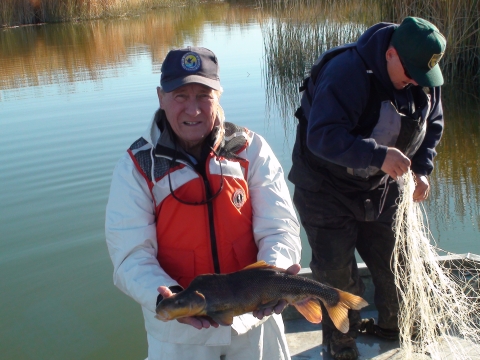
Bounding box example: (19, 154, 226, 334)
(232, 188, 246, 209)
(428, 53, 443, 69)
(181, 52, 201, 72)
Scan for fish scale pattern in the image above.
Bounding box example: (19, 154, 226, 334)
(227, 268, 341, 307)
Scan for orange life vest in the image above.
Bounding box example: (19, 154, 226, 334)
(128, 122, 258, 288)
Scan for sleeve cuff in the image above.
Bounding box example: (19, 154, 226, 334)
(370, 145, 388, 169)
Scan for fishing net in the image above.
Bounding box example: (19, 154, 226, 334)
(392, 171, 480, 359)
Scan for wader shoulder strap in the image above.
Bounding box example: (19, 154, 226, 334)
(299, 43, 358, 100)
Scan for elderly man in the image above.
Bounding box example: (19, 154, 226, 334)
(289, 17, 446, 359)
(106, 46, 301, 360)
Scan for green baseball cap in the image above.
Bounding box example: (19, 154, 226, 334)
(391, 17, 446, 87)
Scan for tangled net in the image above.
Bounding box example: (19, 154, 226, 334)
(392, 171, 480, 359)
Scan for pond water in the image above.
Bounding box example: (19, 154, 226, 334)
(1, 2, 479, 359)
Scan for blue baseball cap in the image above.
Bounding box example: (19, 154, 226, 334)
(160, 46, 221, 92)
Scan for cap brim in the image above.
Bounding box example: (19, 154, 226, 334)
(161, 75, 222, 92)
(407, 63, 444, 87)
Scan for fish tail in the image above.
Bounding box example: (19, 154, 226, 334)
(337, 289, 368, 311)
(324, 290, 368, 334)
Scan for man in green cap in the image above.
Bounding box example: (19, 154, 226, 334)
(289, 17, 446, 360)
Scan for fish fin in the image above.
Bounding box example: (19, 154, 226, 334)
(209, 311, 235, 326)
(324, 302, 350, 333)
(293, 298, 323, 323)
(242, 260, 286, 272)
(336, 289, 368, 310)
(193, 291, 207, 304)
(242, 260, 272, 270)
(323, 290, 369, 334)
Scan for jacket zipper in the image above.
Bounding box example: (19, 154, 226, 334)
(202, 175, 220, 274)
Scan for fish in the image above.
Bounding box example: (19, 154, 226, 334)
(155, 261, 368, 333)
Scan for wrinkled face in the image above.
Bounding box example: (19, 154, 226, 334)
(155, 291, 206, 321)
(158, 83, 219, 153)
(386, 47, 419, 90)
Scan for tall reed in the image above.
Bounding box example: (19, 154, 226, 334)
(1, 0, 35, 25)
(258, 0, 385, 129)
(0, 0, 196, 27)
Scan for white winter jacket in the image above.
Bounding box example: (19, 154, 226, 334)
(105, 115, 301, 345)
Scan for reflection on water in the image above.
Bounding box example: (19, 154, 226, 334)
(0, 2, 478, 359)
(0, 4, 274, 359)
(0, 3, 262, 94)
(428, 87, 480, 240)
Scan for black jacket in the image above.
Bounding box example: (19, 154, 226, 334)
(300, 22, 444, 176)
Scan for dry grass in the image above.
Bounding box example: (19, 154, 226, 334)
(0, 0, 195, 26)
(257, 0, 480, 128)
(258, 0, 385, 128)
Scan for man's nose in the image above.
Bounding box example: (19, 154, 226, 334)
(184, 99, 201, 115)
(409, 79, 419, 86)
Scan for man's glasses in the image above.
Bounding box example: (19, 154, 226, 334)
(399, 57, 413, 80)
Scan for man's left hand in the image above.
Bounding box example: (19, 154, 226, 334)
(252, 263, 301, 320)
(413, 174, 430, 202)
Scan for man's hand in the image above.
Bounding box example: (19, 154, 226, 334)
(381, 148, 411, 179)
(157, 286, 219, 330)
(252, 263, 301, 320)
(412, 173, 430, 202)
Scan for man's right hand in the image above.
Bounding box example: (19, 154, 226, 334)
(381, 147, 411, 179)
(157, 286, 220, 330)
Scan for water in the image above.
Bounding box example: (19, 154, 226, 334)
(0, 3, 479, 359)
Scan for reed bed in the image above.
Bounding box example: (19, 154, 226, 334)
(257, 0, 480, 128)
(0, 0, 197, 27)
(258, 0, 385, 129)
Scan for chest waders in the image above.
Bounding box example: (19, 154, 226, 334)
(291, 42, 432, 218)
(289, 44, 435, 344)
